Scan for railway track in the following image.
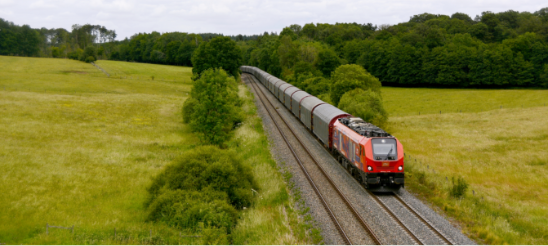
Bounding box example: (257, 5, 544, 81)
(371, 192, 454, 245)
(243, 73, 381, 245)
(243, 73, 455, 245)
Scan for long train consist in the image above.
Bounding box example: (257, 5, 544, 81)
(241, 66, 405, 192)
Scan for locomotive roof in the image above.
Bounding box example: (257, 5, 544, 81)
(338, 117, 391, 138)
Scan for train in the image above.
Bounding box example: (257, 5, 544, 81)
(240, 66, 405, 192)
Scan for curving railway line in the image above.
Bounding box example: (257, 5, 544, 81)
(243, 73, 380, 245)
(243, 72, 457, 245)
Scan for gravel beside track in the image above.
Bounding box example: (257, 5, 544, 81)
(243, 74, 475, 245)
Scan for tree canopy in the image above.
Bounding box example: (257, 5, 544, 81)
(240, 8, 548, 88)
(188, 68, 242, 146)
(191, 36, 242, 77)
(338, 88, 388, 128)
(330, 64, 382, 106)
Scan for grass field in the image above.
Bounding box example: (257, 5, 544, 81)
(0, 56, 196, 244)
(0, 56, 312, 244)
(383, 87, 548, 244)
(383, 87, 548, 117)
(95, 60, 193, 84)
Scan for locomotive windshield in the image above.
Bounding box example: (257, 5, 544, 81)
(371, 138, 397, 160)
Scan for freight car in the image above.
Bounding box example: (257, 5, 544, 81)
(241, 66, 404, 192)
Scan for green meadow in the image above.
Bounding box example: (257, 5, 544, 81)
(383, 87, 548, 117)
(0, 56, 313, 244)
(0, 56, 195, 244)
(383, 87, 548, 244)
(4, 54, 547, 244)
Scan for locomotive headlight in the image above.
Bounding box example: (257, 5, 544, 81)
(398, 166, 403, 171)
(367, 166, 372, 171)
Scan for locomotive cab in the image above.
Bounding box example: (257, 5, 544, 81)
(364, 138, 405, 192)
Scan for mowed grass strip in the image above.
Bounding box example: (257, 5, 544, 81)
(0, 56, 196, 244)
(389, 106, 548, 244)
(382, 86, 548, 117)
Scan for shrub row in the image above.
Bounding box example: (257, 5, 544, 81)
(145, 146, 257, 243)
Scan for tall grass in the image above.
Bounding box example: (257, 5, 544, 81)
(229, 84, 321, 244)
(0, 56, 196, 244)
(390, 106, 548, 244)
(0, 56, 318, 244)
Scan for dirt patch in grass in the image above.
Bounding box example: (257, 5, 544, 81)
(61, 70, 88, 74)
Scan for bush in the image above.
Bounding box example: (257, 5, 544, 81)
(338, 88, 388, 128)
(146, 189, 238, 232)
(450, 176, 469, 198)
(147, 146, 256, 209)
(182, 97, 197, 124)
(79, 46, 97, 62)
(67, 49, 83, 60)
(85, 56, 96, 63)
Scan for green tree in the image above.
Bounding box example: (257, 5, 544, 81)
(191, 36, 242, 77)
(317, 48, 341, 77)
(301, 23, 318, 39)
(189, 68, 242, 146)
(277, 35, 298, 69)
(301, 77, 330, 96)
(279, 27, 297, 40)
(18, 25, 40, 56)
(387, 41, 423, 85)
(451, 12, 474, 24)
(338, 88, 388, 128)
(469, 22, 489, 41)
(330, 64, 382, 106)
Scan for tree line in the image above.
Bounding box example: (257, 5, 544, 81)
(241, 8, 548, 88)
(0, 18, 116, 59)
(3, 7, 548, 87)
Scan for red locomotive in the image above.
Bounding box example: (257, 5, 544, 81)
(332, 117, 404, 192)
(241, 66, 405, 192)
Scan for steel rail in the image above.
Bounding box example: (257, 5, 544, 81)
(392, 193, 453, 245)
(365, 190, 424, 245)
(243, 73, 381, 245)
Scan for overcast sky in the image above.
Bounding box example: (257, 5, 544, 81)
(0, 0, 546, 40)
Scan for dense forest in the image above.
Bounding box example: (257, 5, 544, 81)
(241, 9, 548, 89)
(2, 7, 548, 88)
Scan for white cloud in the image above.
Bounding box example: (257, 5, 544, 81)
(0, 0, 14, 6)
(1, 0, 546, 39)
(29, 0, 54, 9)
